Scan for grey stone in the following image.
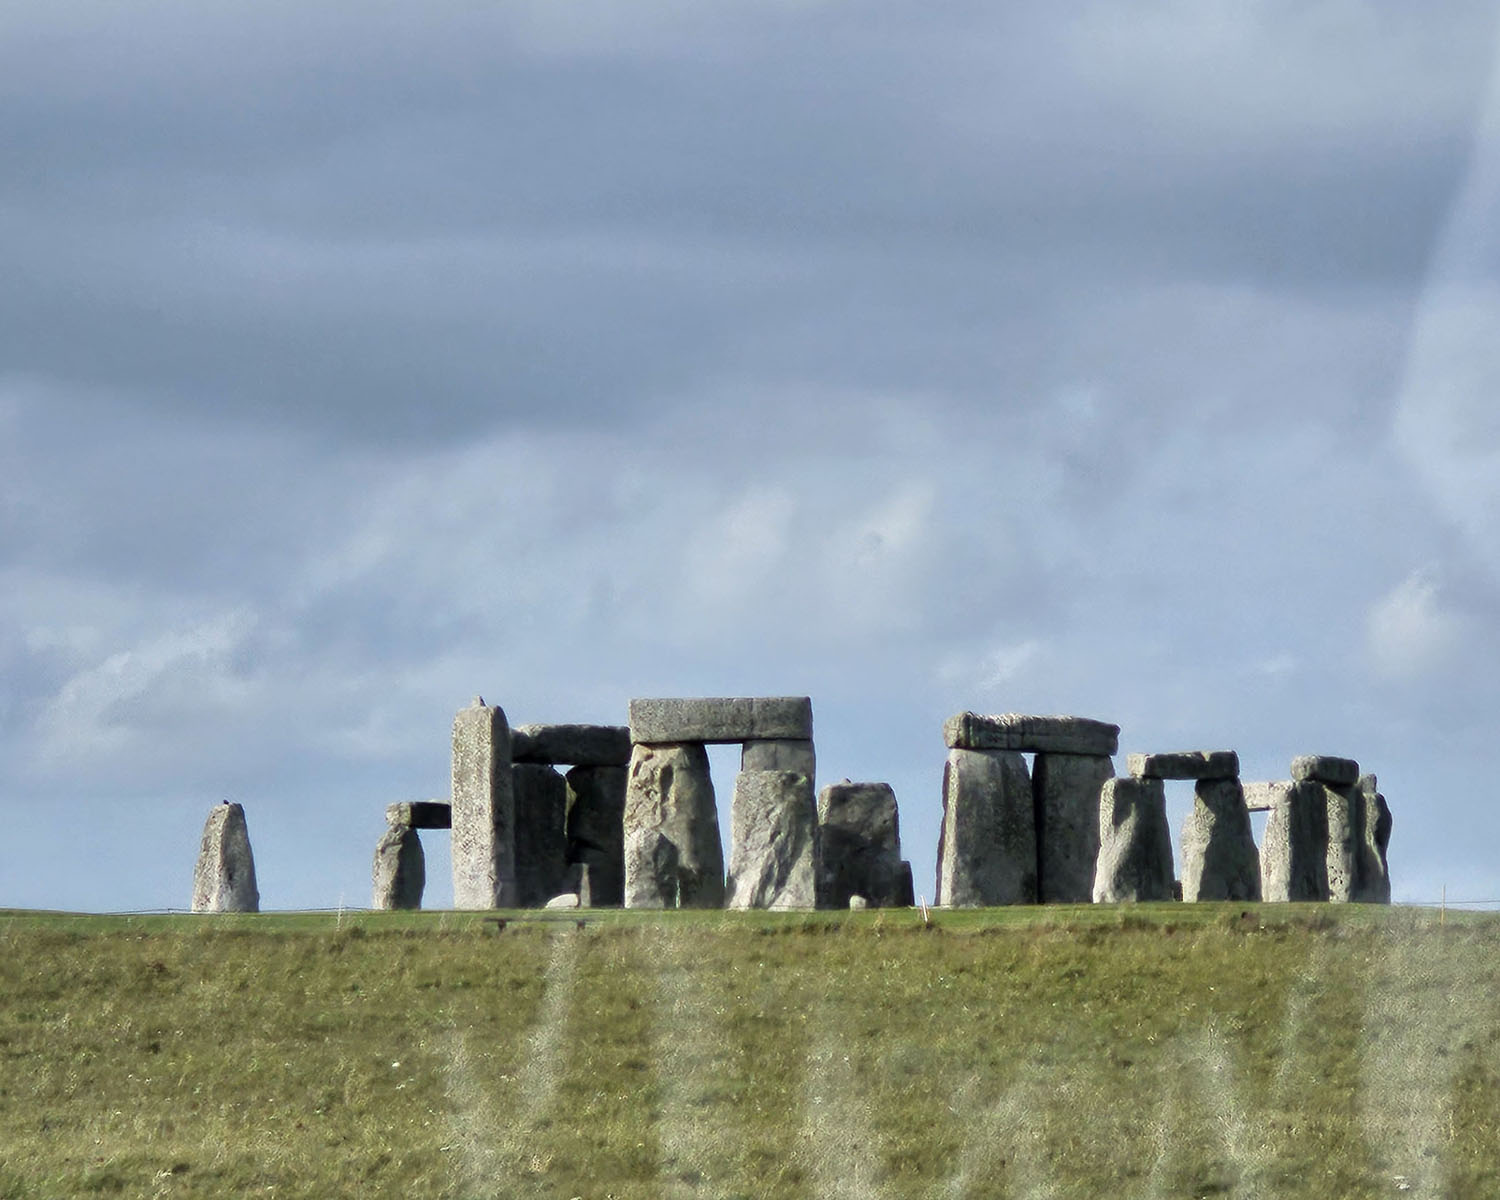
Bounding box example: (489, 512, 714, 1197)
(623, 742, 725, 908)
(816, 781, 903, 909)
(1354, 776, 1392, 904)
(1126, 751, 1240, 781)
(564, 765, 626, 907)
(451, 698, 517, 909)
(191, 802, 260, 913)
(1032, 752, 1114, 903)
(849, 895, 869, 910)
(385, 801, 451, 830)
(726, 770, 818, 910)
(895, 861, 915, 907)
(544, 892, 580, 909)
(1291, 755, 1360, 787)
(514, 763, 569, 907)
(935, 748, 1036, 906)
(511, 723, 631, 768)
(629, 696, 813, 745)
(943, 712, 1119, 756)
(372, 824, 425, 910)
(1092, 778, 1175, 903)
(1258, 781, 1330, 902)
(560, 862, 597, 907)
(1323, 782, 1360, 903)
(741, 738, 817, 781)
(1180, 778, 1261, 902)
(1241, 782, 1283, 812)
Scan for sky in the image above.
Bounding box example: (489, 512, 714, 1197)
(3, 0, 1500, 912)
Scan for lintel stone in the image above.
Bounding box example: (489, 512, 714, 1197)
(629, 696, 812, 745)
(511, 723, 631, 767)
(942, 712, 1119, 756)
(1241, 782, 1290, 813)
(1127, 751, 1239, 781)
(385, 801, 452, 830)
(1291, 755, 1360, 787)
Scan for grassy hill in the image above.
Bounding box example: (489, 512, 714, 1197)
(2, 904, 1498, 1199)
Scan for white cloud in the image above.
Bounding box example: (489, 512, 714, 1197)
(1365, 570, 1461, 681)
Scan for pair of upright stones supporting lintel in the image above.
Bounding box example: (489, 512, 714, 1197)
(936, 713, 1119, 906)
(1244, 756, 1392, 903)
(449, 697, 631, 909)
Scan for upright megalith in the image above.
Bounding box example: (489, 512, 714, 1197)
(1092, 778, 1174, 903)
(191, 802, 259, 913)
(1247, 781, 1329, 902)
(726, 770, 818, 909)
(936, 748, 1036, 906)
(623, 742, 724, 908)
(1032, 752, 1114, 903)
(513, 763, 569, 907)
(451, 697, 517, 909)
(817, 781, 904, 908)
(372, 822, 425, 910)
(1354, 774, 1393, 904)
(565, 765, 627, 907)
(1180, 777, 1260, 902)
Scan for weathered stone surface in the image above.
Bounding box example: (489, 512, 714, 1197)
(1241, 782, 1282, 812)
(385, 801, 451, 830)
(372, 824, 425, 910)
(849, 895, 869, 910)
(564, 765, 626, 907)
(1032, 752, 1114, 903)
(544, 892, 580, 909)
(1258, 781, 1330, 902)
(895, 861, 915, 907)
(1092, 778, 1175, 903)
(511, 723, 631, 768)
(514, 763, 569, 907)
(741, 738, 817, 781)
(1180, 778, 1260, 902)
(816, 781, 903, 909)
(623, 742, 725, 908)
(935, 749, 1036, 906)
(1291, 755, 1360, 786)
(726, 770, 818, 910)
(943, 712, 1119, 756)
(451, 698, 517, 909)
(1323, 782, 1360, 902)
(629, 696, 813, 744)
(191, 802, 260, 913)
(1126, 751, 1240, 781)
(1354, 775, 1393, 904)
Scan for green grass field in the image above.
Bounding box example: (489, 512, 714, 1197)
(2, 904, 1497, 1199)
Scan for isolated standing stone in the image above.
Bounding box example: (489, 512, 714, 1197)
(372, 824, 425, 910)
(513, 763, 569, 907)
(1092, 777, 1174, 903)
(623, 742, 724, 908)
(936, 748, 1036, 906)
(1354, 775, 1393, 904)
(816, 781, 903, 908)
(451, 698, 517, 909)
(1032, 752, 1114, 903)
(1179, 778, 1260, 902)
(726, 770, 818, 909)
(191, 802, 260, 913)
(741, 738, 816, 781)
(564, 765, 626, 907)
(1258, 781, 1330, 902)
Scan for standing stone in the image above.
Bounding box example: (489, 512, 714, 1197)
(1258, 781, 1330, 902)
(1092, 777, 1174, 903)
(623, 742, 724, 908)
(1179, 778, 1260, 902)
(726, 770, 818, 910)
(1032, 753, 1114, 903)
(741, 738, 816, 781)
(817, 781, 903, 908)
(895, 861, 916, 907)
(513, 763, 569, 907)
(1354, 775, 1393, 904)
(1323, 782, 1361, 903)
(935, 749, 1036, 906)
(372, 823, 425, 910)
(564, 765, 626, 907)
(191, 802, 260, 913)
(451, 698, 517, 909)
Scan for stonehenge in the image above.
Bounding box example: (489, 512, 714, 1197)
(817, 781, 907, 908)
(191, 801, 260, 913)
(726, 770, 818, 909)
